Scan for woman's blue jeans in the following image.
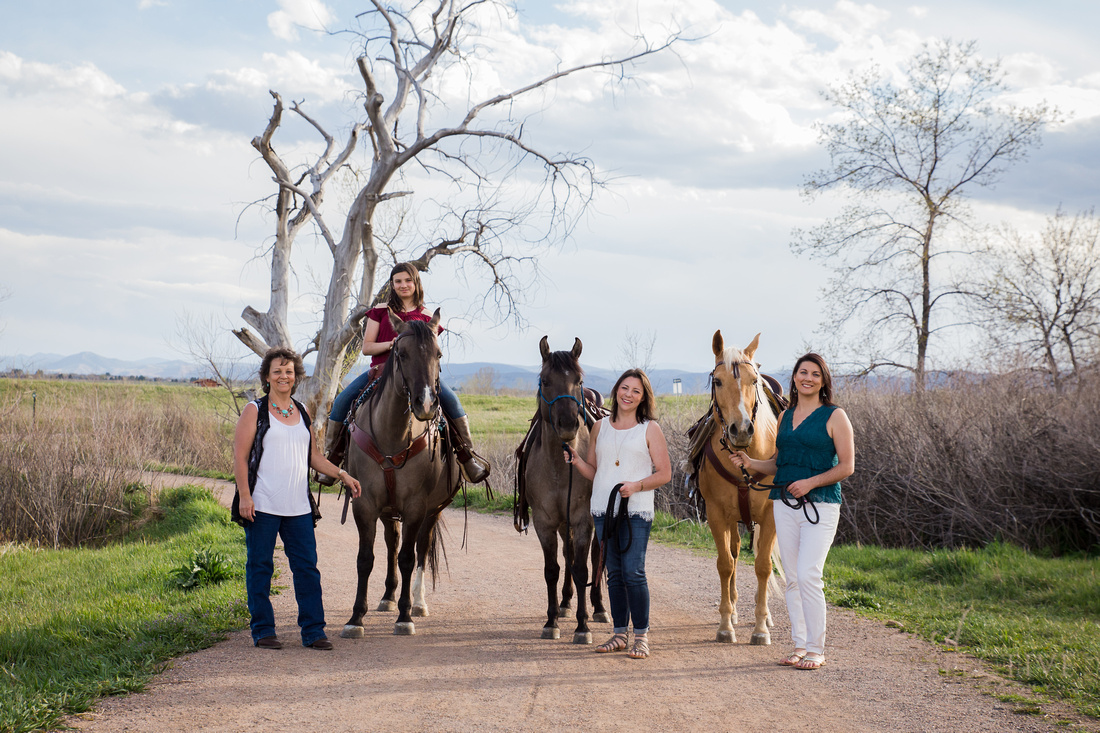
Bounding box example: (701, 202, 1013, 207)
(593, 514, 652, 634)
(329, 371, 464, 423)
(244, 511, 327, 646)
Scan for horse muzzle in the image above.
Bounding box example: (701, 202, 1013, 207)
(725, 421, 754, 450)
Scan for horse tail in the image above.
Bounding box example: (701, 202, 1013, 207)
(426, 513, 448, 589)
(750, 527, 786, 595)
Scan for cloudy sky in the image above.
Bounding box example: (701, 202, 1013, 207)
(2, 0, 1099, 377)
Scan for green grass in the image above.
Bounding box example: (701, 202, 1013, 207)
(0, 485, 249, 733)
(824, 542, 1100, 718)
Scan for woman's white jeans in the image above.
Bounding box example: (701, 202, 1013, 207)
(773, 500, 841, 655)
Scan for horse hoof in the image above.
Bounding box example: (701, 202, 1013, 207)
(541, 627, 561, 640)
(558, 603, 571, 616)
(573, 631, 593, 645)
(341, 624, 365, 639)
(411, 606, 429, 618)
(592, 611, 611, 624)
(750, 632, 771, 646)
(716, 630, 735, 644)
(394, 622, 416, 636)
(376, 600, 397, 612)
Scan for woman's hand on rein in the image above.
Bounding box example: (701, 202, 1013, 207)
(729, 451, 749, 470)
(786, 479, 813, 499)
(619, 481, 643, 498)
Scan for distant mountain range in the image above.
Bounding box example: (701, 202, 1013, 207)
(1, 351, 720, 395)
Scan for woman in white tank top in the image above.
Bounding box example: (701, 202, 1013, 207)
(566, 369, 671, 659)
(232, 348, 361, 651)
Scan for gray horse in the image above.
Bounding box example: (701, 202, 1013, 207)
(515, 336, 609, 643)
(341, 309, 460, 637)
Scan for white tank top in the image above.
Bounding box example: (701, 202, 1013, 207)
(252, 414, 312, 517)
(590, 417, 655, 520)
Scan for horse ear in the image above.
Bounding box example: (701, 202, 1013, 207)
(429, 308, 441, 333)
(745, 332, 761, 361)
(539, 336, 550, 361)
(712, 330, 724, 360)
(387, 306, 405, 334)
(571, 338, 582, 359)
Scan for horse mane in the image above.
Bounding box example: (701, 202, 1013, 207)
(720, 346, 777, 437)
(541, 350, 584, 379)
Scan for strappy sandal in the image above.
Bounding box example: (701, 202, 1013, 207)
(795, 653, 826, 670)
(778, 651, 806, 667)
(595, 633, 628, 653)
(628, 634, 649, 659)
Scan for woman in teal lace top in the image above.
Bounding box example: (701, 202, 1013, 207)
(730, 353, 854, 671)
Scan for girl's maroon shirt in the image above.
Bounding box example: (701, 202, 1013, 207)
(366, 306, 443, 367)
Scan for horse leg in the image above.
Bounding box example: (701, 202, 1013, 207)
(569, 527, 593, 644)
(708, 515, 737, 643)
(342, 513, 377, 638)
(394, 518, 420, 635)
(533, 521, 561, 639)
(377, 516, 400, 612)
(589, 539, 609, 624)
(751, 519, 778, 645)
(410, 519, 435, 618)
(558, 524, 575, 617)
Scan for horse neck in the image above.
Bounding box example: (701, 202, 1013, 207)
(361, 372, 422, 450)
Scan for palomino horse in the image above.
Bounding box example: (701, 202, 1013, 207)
(697, 331, 782, 645)
(341, 309, 461, 637)
(514, 336, 608, 643)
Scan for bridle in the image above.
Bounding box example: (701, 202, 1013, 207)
(709, 358, 760, 455)
(537, 375, 591, 428)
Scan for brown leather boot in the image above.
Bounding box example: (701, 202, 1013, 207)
(316, 419, 347, 486)
(451, 415, 491, 483)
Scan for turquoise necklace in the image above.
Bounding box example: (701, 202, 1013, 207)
(270, 399, 294, 418)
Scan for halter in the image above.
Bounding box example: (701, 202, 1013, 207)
(537, 376, 591, 427)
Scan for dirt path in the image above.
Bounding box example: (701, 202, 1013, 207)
(70, 476, 1092, 732)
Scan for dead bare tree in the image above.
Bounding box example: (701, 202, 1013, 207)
(175, 311, 253, 416)
(794, 40, 1060, 389)
(974, 209, 1100, 391)
(234, 1, 680, 418)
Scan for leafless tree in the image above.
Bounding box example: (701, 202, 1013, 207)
(617, 328, 657, 374)
(461, 366, 497, 395)
(233, 1, 680, 417)
(794, 40, 1060, 389)
(175, 311, 253, 416)
(974, 209, 1100, 391)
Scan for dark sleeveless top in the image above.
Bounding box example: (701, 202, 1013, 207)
(771, 405, 842, 504)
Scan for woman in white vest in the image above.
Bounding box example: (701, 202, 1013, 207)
(565, 369, 671, 659)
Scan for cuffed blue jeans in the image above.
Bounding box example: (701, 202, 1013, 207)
(593, 514, 652, 634)
(244, 511, 327, 646)
(329, 371, 464, 423)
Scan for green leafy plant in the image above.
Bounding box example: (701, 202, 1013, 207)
(170, 547, 233, 590)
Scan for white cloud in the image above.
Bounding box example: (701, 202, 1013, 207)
(267, 0, 336, 42)
(138, 0, 168, 8)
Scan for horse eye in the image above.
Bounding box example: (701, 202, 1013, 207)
(713, 379, 722, 387)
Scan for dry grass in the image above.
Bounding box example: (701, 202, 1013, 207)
(841, 374, 1100, 552)
(0, 384, 231, 547)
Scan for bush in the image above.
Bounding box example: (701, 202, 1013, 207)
(0, 381, 233, 548)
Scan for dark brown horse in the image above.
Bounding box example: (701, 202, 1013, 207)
(341, 309, 460, 637)
(515, 336, 608, 643)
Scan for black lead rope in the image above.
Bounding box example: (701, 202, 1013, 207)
(775, 483, 820, 525)
(602, 483, 633, 555)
